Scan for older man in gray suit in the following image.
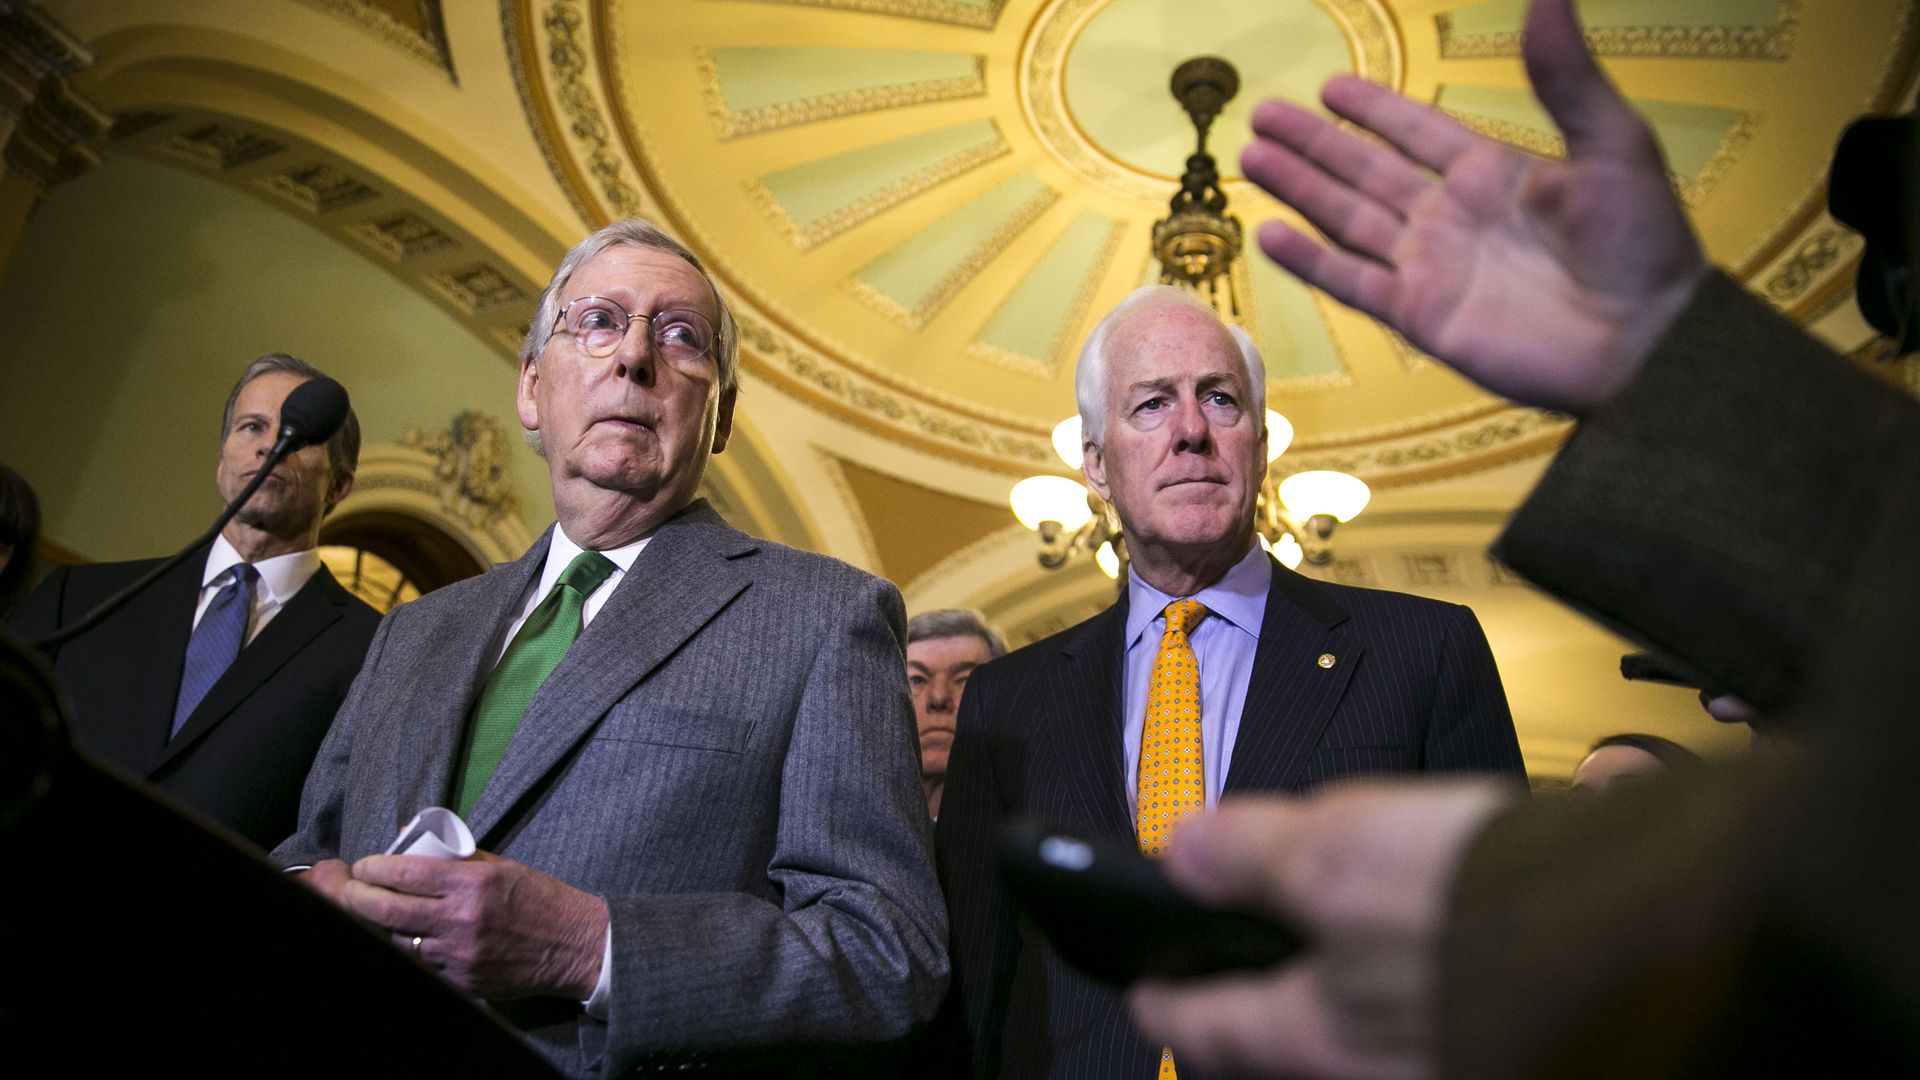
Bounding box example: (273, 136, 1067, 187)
(276, 218, 946, 1077)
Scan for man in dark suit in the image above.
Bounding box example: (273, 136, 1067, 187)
(937, 285, 1525, 1079)
(275, 217, 946, 1078)
(11, 354, 377, 851)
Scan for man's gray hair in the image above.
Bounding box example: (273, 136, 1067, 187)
(520, 217, 739, 393)
(1072, 284, 1266, 449)
(906, 608, 1007, 659)
(219, 353, 360, 500)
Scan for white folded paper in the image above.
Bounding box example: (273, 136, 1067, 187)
(385, 806, 476, 860)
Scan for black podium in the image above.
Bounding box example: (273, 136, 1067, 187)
(0, 631, 563, 1076)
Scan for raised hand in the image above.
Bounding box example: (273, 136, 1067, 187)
(1241, 0, 1709, 414)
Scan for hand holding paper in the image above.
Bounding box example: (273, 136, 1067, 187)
(338, 809, 609, 1000)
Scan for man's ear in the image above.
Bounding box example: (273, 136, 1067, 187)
(326, 471, 355, 512)
(515, 358, 541, 435)
(711, 385, 737, 454)
(1082, 434, 1110, 502)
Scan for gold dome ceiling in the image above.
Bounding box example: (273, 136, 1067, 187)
(511, 0, 1911, 483)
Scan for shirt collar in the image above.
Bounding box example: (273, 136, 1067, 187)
(1124, 544, 1272, 649)
(203, 533, 321, 606)
(549, 524, 648, 578)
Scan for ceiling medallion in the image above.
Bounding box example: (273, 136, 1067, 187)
(1019, 0, 1402, 204)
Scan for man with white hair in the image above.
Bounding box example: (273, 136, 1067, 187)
(276, 217, 945, 1078)
(937, 285, 1525, 1079)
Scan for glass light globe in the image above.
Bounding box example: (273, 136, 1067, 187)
(1264, 409, 1293, 462)
(1051, 416, 1084, 470)
(1009, 475, 1094, 531)
(1274, 532, 1305, 570)
(1094, 540, 1120, 579)
(1278, 470, 1371, 523)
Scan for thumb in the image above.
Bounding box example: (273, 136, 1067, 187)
(1523, 0, 1659, 164)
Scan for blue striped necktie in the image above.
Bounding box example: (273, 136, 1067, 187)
(173, 562, 259, 737)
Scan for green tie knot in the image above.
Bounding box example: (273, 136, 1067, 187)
(559, 549, 617, 598)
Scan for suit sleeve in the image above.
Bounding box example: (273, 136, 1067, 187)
(1493, 271, 1913, 711)
(597, 572, 948, 1074)
(270, 605, 397, 867)
(1422, 603, 1526, 777)
(936, 662, 1020, 1079)
(1442, 273, 1920, 1077)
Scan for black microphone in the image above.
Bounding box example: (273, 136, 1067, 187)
(273, 376, 350, 456)
(32, 378, 353, 650)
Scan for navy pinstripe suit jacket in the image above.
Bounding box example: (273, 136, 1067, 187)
(937, 554, 1525, 1079)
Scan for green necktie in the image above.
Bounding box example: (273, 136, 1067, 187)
(453, 549, 618, 817)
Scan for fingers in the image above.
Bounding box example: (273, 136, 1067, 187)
(298, 859, 353, 905)
(1321, 74, 1481, 176)
(1248, 98, 1432, 215)
(1522, 0, 1658, 164)
(1254, 220, 1397, 324)
(1160, 797, 1313, 916)
(340, 877, 442, 935)
(352, 853, 459, 895)
(343, 855, 467, 934)
(1242, 134, 1406, 265)
(1132, 964, 1418, 1080)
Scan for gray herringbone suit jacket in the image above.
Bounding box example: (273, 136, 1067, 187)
(275, 502, 948, 1077)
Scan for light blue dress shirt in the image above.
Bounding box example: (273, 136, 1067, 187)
(1121, 545, 1272, 813)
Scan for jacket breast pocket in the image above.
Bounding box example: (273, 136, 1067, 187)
(1297, 744, 1418, 789)
(592, 701, 754, 755)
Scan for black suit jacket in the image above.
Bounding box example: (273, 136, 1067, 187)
(11, 554, 379, 851)
(938, 555, 1524, 1079)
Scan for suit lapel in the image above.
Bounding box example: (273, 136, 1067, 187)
(406, 535, 554, 819)
(153, 566, 350, 774)
(468, 504, 755, 846)
(1222, 557, 1361, 796)
(1050, 599, 1135, 839)
(117, 558, 203, 771)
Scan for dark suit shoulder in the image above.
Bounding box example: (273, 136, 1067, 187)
(39, 556, 171, 601)
(1288, 571, 1473, 620)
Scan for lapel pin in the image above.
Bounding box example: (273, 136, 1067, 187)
(1317, 653, 1337, 669)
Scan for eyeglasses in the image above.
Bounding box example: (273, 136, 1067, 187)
(552, 296, 716, 361)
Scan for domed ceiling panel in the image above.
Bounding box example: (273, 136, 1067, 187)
(510, 0, 1917, 481)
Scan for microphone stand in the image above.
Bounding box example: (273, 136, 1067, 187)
(32, 428, 310, 650)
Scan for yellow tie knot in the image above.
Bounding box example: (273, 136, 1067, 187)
(1163, 598, 1208, 637)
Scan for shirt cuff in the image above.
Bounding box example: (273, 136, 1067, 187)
(581, 924, 614, 1020)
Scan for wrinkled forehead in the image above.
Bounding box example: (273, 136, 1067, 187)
(1106, 305, 1246, 387)
(569, 244, 717, 315)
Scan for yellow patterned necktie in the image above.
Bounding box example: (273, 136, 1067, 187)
(1137, 598, 1208, 1080)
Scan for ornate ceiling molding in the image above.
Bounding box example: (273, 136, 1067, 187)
(1019, 0, 1402, 203)
(722, 0, 1008, 31)
(501, 0, 1914, 483)
(293, 0, 458, 81)
(113, 108, 538, 366)
(1437, 0, 1805, 61)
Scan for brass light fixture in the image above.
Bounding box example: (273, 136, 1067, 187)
(1012, 57, 1371, 579)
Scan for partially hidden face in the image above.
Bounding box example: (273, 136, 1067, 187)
(215, 370, 343, 535)
(908, 633, 995, 778)
(517, 245, 734, 508)
(1083, 304, 1266, 561)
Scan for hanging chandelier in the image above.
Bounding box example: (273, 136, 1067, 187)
(1009, 56, 1370, 579)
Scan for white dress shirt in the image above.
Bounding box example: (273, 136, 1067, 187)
(195, 534, 322, 643)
